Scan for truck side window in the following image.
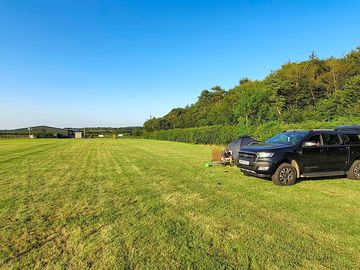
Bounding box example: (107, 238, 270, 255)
(345, 134, 360, 144)
(305, 135, 321, 146)
(323, 134, 341, 145)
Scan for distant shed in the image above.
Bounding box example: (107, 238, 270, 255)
(74, 132, 82, 139)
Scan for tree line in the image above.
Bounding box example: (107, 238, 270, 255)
(144, 47, 360, 132)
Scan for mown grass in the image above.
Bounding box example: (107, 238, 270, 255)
(0, 139, 359, 269)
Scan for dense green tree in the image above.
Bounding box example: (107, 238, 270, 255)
(343, 75, 360, 114)
(234, 81, 276, 125)
(346, 47, 360, 75)
(143, 117, 160, 132)
(143, 46, 360, 132)
(319, 58, 352, 93)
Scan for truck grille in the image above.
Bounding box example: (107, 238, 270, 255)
(238, 151, 257, 161)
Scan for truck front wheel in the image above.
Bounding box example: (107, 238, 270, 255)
(272, 163, 297, 186)
(346, 160, 360, 180)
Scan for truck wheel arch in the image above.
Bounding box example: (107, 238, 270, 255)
(275, 159, 300, 178)
(351, 157, 360, 165)
(291, 160, 300, 178)
(346, 159, 360, 180)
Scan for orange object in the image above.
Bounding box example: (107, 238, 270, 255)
(211, 149, 223, 165)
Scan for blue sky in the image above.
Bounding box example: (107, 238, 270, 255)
(0, 0, 359, 129)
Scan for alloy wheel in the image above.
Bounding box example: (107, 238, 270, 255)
(279, 167, 295, 184)
(354, 163, 360, 179)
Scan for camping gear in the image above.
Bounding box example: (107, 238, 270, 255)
(207, 137, 258, 167)
(225, 136, 259, 164)
(211, 148, 223, 166)
(204, 162, 212, 168)
(221, 150, 234, 166)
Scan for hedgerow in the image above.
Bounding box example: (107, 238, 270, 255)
(143, 117, 360, 144)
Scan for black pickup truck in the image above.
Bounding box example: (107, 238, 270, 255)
(237, 125, 360, 185)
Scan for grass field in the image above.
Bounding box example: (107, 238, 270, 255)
(0, 139, 360, 269)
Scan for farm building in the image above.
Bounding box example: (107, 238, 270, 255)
(67, 129, 84, 138)
(74, 132, 82, 139)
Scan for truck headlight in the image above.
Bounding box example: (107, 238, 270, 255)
(257, 152, 274, 158)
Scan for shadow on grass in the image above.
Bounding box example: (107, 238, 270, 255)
(244, 174, 350, 184)
(296, 175, 348, 183)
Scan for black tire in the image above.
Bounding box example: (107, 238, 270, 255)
(271, 163, 297, 186)
(346, 160, 360, 180)
(242, 171, 251, 177)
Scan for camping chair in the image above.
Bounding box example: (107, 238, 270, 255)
(211, 149, 223, 166)
(221, 150, 234, 166)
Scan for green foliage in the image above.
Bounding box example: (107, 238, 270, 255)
(144, 126, 248, 145)
(85, 126, 143, 136)
(144, 46, 360, 132)
(233, 81, 276, 125)
(131, 128, 144, 137)
(144, 117, 360, 144)
(36, 132, 57, 138)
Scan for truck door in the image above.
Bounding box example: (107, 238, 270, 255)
(299, 134, 327, 173)
(322, 133, 347, 171)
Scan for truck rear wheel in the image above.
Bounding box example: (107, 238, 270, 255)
(346, 160, 360, 180)
(272, 163, 297, 186)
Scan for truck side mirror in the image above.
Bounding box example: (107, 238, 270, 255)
(303, 141, 318, 147)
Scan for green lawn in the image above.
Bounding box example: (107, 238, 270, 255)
(0, 139, 359, 269)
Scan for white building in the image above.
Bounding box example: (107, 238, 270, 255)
(74, 132, 82, 139)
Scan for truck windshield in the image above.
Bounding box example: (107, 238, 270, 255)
(266, 132, 307, 145)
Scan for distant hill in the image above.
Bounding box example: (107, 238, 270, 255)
(0, 126, 69, 136)
(0, 125, 143, 137)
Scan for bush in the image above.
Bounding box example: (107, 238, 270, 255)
(143, 118, 360, 144)
(36, 132, 57, 138)
(143, 126, 243, 145)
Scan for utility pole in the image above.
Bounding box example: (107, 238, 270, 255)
(28, 127, 32, 138)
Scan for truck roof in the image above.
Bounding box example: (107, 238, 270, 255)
(284, 130, 309, 132)
(284, 126, 360, 135)
(335, 125, 360, 135)
(284, 129, 335, 133)
(311, 129, 335, 132)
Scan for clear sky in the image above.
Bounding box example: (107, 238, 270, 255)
(0, 0, 359, 129)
